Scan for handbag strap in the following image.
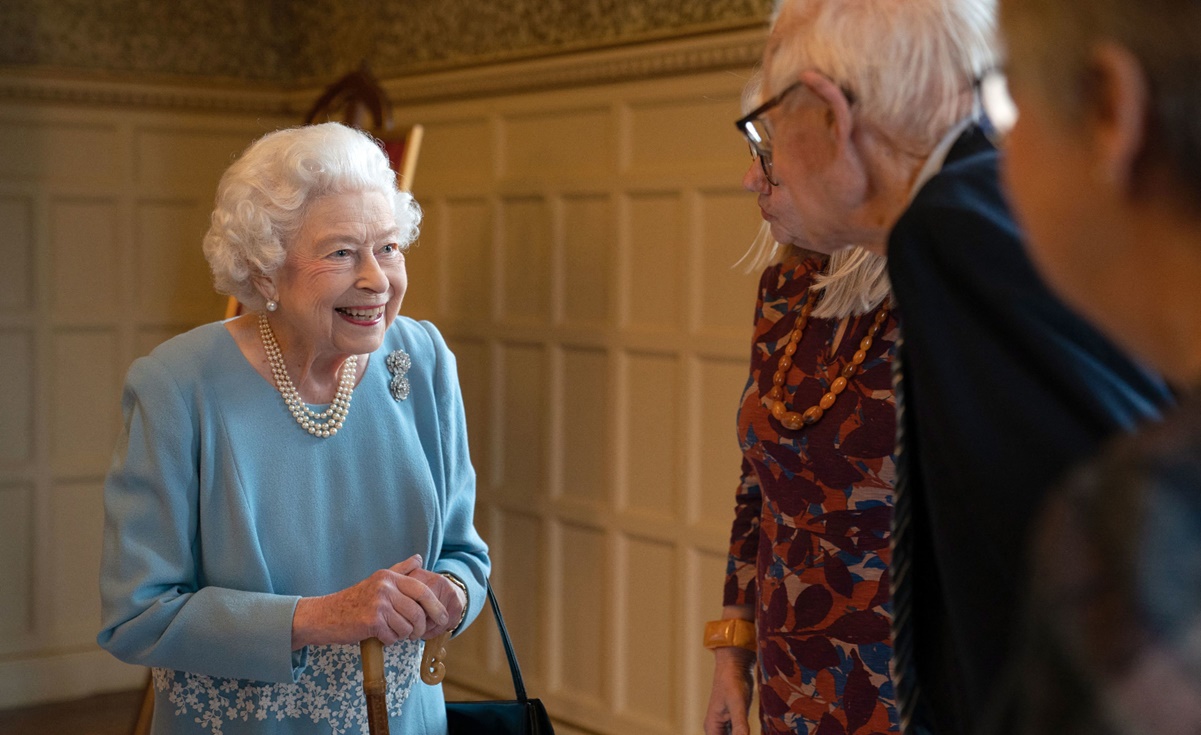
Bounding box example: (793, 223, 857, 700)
(484, 580, 530, 703)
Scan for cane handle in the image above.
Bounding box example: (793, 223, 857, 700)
(420, 632, 451, 685)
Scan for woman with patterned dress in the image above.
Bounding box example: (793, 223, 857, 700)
(97, 123, 490, 734)
(703, 75, 899, 735)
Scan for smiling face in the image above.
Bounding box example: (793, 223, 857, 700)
(261, 189, 407, 362)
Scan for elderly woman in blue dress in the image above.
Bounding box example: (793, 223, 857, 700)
(97, 122, 490, 734)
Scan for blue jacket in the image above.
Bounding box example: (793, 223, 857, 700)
(98, 317, 490, 734)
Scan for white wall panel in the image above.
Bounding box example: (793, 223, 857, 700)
(47, 480, 106, 646)
(504, 108, 614, 180)
(0, 483, 33, 649)
(556, 523, 608, 703)
(135, 200, 224, 324)
(698, 190, 761, 335)
(50, 330, 120, 476)
(416, 118, 493, 191)
(498, 342, 547, 502)
(446, 336, 490, 478)
(442, 197, 492, 321)
(558, 347, 608, 506)
(627, 96, 752, 177)
(497, 510, 547, 681)
(623, 193, 683, 331)
(401, 211, 440, 322)
(562, 195, 613, 327)
(618, 536, 676, 725)
(500, 197, 552, 323)
(0, 121, 119, 189)
(693, 356, 749, 528)
(133, 129, 260, 196)
(0, 195, 34, 311)
(620, 352, 679, 520)
(50, 199, 119, 323)
(0, 330, 35, 465)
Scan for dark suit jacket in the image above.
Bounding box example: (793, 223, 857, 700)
(886, 126, 1173, 735)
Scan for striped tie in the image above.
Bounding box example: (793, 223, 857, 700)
(890, 333, 921, 734)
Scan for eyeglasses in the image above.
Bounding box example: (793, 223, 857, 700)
(735, 81, 805, 186)
(977, 69, 1019, 144)
(735, 77, 856, 186)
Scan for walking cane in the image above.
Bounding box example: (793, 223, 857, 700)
(360, 631, 452, 735)
(360, 637, 391, 735)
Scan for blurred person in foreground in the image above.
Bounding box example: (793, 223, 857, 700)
(991, 0, 1201, 732)
(752, 0, 1173, 732)
(97, 122, 489, 734)
(704, 72, 899, 735)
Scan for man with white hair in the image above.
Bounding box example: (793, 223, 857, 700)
(727, 0, 1174, 733)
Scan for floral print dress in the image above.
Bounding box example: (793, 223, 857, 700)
(725, 256, 900, 735)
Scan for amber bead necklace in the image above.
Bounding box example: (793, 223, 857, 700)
(765, 292, 890, 430)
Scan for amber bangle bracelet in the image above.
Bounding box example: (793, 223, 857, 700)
(703, 618, 756, 652)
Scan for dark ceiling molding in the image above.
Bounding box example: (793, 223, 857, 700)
(0, 28, 766, 115)
(376, 27, 766, 105)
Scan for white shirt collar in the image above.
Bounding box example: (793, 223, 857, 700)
(907, 116, 977, 203)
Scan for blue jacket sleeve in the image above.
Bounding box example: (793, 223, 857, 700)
(419, 321, 491, 635)
(97, 355, 304, 683)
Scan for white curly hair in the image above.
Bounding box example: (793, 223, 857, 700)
(203, 122, 422, 310)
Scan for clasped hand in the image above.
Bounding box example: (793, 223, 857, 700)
(291, 554, 465, 649)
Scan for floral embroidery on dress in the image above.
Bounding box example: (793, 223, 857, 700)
(152, 640, 421, 735)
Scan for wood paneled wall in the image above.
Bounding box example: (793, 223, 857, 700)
(399, 70, 761, 735)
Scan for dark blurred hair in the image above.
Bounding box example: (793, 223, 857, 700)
(1001, 0, 1201, 206)
(999, 403, 1201, 735)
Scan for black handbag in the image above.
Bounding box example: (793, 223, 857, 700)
(445, 582, 555, 735)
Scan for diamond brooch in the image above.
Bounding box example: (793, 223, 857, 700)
(386, 349, 412, 401)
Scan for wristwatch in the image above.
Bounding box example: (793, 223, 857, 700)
(440, 572, 469, 633)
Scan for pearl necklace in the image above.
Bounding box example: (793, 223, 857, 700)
(765, 293, 890, 431)
(258, 313, 357, 438)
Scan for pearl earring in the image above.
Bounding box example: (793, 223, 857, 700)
(266, 300, 278, 312)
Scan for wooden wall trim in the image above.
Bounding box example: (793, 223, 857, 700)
(376, 27, 765, 105)
(0, 72, 290, 116)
